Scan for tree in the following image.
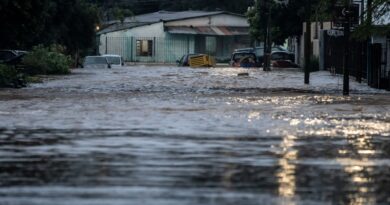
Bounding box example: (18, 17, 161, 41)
(0, 0, 51, 49)
(353, 0, 390, 40)
(0, 0, 100, 60)
(247, 0, 332, 45)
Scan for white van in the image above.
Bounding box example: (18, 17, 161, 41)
(102, 54, 124, 67)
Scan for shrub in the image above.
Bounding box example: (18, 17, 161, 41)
(22, 45, 71, 75)
(0, 64, 26, 88)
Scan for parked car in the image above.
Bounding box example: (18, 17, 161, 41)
(83, 56, 112, 69)
(229, 51, 261, 68)
(0, 50, 28, 64)
(102, 54, 124, 67)
(234, 46, 296, 68)
(271, 51, 299, 68)
(235, 45, 288, 55)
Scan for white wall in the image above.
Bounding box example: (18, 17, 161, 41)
(98, 22, 196, 63)
(299, 22, 332, 67)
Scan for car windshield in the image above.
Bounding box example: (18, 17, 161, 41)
(84, 56, 107, 65)
(105, 56, 121, 65)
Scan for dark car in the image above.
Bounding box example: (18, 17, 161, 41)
(234, 46, 296, 68)
(271, 51, 299, 68)
(0, 50, 28, 65)
(229, 51, 261, 68)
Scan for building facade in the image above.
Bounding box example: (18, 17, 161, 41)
(97, 11, 251, 63)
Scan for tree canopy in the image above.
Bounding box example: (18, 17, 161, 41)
(0, 0, 99, 55)
(247, 0, 389, 45)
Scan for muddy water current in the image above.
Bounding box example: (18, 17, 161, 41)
(0, 67, 389, 205)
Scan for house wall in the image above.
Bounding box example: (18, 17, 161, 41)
(98, 14, 250, 63)
(98, 23, 197, 63)
(298, 22, 332, 68)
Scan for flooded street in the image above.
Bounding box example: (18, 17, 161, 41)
(0, 66, 390, 205)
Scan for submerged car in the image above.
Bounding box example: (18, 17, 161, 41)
(83, 56, 111, 69)
(229, 51, 261, 68)
(102, 54, 124, 67)
(234, 46, 297, 68)
(271, 51, 299, 68)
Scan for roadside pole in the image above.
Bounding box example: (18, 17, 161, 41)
(343, 18, 350, 95)
(343, 1, 351, 96)
(304, 1, 311, 84)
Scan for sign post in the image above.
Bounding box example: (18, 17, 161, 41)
(333, 0, 359, 96)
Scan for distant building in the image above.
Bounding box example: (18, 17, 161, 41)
(97, 11, 251, 63)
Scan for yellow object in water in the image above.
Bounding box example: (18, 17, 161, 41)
(189, 54, 216, 68)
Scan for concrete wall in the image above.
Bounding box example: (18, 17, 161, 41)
(298, 22, 332, 67)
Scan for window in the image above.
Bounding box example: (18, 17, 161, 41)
(136, 40, 153, 56)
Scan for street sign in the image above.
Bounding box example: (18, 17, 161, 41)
(333, 3, 360, 28)
(327, 29, 344, 37)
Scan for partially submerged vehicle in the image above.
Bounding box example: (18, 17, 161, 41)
(102, 54, 124, 67)
(229, 51, 261, 68)
(177, 54, 216, 68)
(83, 56, 112, 69)
(83, 55, 125, 69)
(270, 51, 299, 68)
(233, 46, 297, 68)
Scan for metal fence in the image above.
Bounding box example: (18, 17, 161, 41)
(99, 35, 251, 63)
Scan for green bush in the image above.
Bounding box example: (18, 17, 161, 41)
(0, 64, 26, 88)
(22, 45, 71, 75)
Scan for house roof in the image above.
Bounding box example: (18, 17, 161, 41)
(97, 22, 150, 35)
(131, 10, 234, 23)
(165, 26, 249, 36)
(98, 10, 246, 35)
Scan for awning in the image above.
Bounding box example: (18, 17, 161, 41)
(165, 26, 249, 36)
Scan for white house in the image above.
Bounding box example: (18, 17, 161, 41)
(97, 11, 251, 63)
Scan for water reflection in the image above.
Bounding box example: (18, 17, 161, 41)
(276, 135, 297, 199)
(340, 135, 377, 205)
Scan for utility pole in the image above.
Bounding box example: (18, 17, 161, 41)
(366, 0, 373, 86)
(304, 0, 311, 84)
(357, 0, 365, 83)
(343, 0, 351, 96)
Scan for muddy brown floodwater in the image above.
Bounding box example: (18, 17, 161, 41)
(0, 67, 389, 205)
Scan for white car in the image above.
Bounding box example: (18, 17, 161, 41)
(83, 56, 111, 69)
(102, 54, 124, 67)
